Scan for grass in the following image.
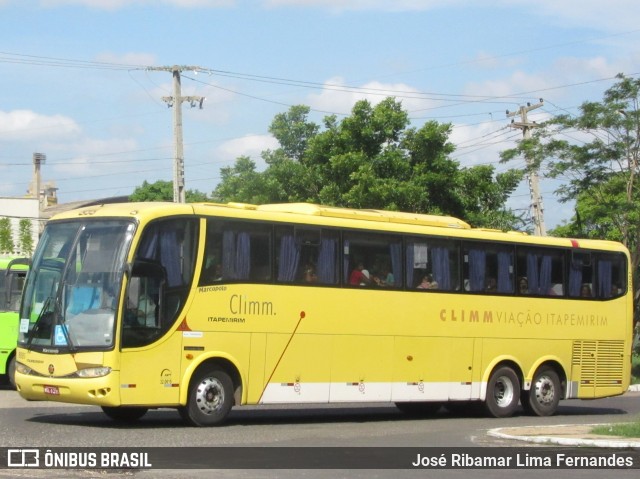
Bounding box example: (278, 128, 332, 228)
(591, 422, 640, 438)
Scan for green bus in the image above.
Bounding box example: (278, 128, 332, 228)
(0, 257, 29, 388)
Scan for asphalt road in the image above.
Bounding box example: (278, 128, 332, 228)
(0, 387, 638, 479)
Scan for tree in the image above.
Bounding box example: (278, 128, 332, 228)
(500, 73, 640, 323)
(130, 180, 209, 202)
(213, 98, 524, 229)
(0, 217, 14, 254)
(18, 219, 33, 256)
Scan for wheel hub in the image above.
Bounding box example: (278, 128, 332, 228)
(196, 378, 225, 415)
(534, 376, 555, 405)
(494, 376, 515, 407)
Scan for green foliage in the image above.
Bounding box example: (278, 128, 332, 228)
(130, 180, 209, 203)
(213, 98, 524, 229)
(0, 217, 14, 253)
(18, 219, 33, 255)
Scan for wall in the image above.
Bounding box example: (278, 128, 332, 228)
(0, 197, 41, 257)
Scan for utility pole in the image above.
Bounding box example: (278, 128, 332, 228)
(507, 99, 546, 236)
(147, 65, 205, 203)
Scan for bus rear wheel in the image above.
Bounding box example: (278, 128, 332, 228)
(179, 366, 234, 427)
(485, 366, 520, 418)
(101, 406, 148, 422)
(522, 367, 561, 417)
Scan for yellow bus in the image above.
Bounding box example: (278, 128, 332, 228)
(15, 202, 633, 426)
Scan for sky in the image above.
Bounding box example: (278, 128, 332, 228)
(1, 0, 639, 230)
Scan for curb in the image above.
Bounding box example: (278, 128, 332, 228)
(488, 424, 640, 448)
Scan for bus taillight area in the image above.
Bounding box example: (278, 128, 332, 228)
(13, 349, 121, 407)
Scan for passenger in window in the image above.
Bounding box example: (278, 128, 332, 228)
(349, 262, 372, 286)
(611, 284, 619, 297)
(376, 266, 394, 287)
(549, 284, 563, 296)
(581, 284, 592, 298)
(203, 260, 222, 283)
(518, 277, 528, 294)
(417, 274, 438, 290)
(304, 265, 317, 283)
(485, 277, 497, 293)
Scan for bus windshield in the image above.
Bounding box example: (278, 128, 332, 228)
(18, 220, 135, 350)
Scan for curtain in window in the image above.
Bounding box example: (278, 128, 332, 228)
(317, 237, 337, 284)
(277, 235, 300, 282)
(598, 259, 612, 298)
(222, 231, 236, 279)
(526, 253, 552, 295)
(138, 231, 158, 260)
(235, 232, 251, 280)
(468, 249, 485, 292)
(526, 253, 539, 295)
(569, 258, 583, 297)
(160, 228, 182, 287)
(432, 247, 451, 290)
(389, 242, 402, 287)
(539, 255, 552, 295)
(137, 225, 181, 287)
(405, 243, 415, 287)
(497, 250, 513, 293)
(221, 231, 251, 280)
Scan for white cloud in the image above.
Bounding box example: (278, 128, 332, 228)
(36, 0, 234, 10)
(307, 77, 434, 116)
(0, 110, 81, 141)
(214, 134, 279, 170)
(524, 0, 640, 31)
(47, 138, 140, 177)
(262, 0, 460, 12)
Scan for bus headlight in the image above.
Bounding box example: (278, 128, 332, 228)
(74, 367, 112, 378)
(15, 362, 32, 375)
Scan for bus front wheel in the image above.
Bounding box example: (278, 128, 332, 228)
(522, 367, 561, 417)
(179, 366, 234, 427)
(7, 356, 16, 389)
(485, 366, 520, 418)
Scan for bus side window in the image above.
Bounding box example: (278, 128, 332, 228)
(518, 248, 565, 297)
(343, 232, 403, 289)
(463, 242, 514, 294)
(596, 253, 626, 299)
(407, 238, 459, 292)
(201, 220, 272, 284)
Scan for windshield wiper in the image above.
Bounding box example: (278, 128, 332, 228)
(25, 296, 53, 348)
(25, 294, 76, 352)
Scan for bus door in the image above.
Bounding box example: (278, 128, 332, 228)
(119, 218, 198, 406)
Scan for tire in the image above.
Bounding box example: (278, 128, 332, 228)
(179, 366, 234, 427)
(101, 406, 148, 422)
(395, 402, 442, 415)
(523, 367, 561, 417)
(485, 366, 520, 418)
(7, 356, 16, 389)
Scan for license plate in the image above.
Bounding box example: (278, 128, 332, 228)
(43, 386, 60, 395)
